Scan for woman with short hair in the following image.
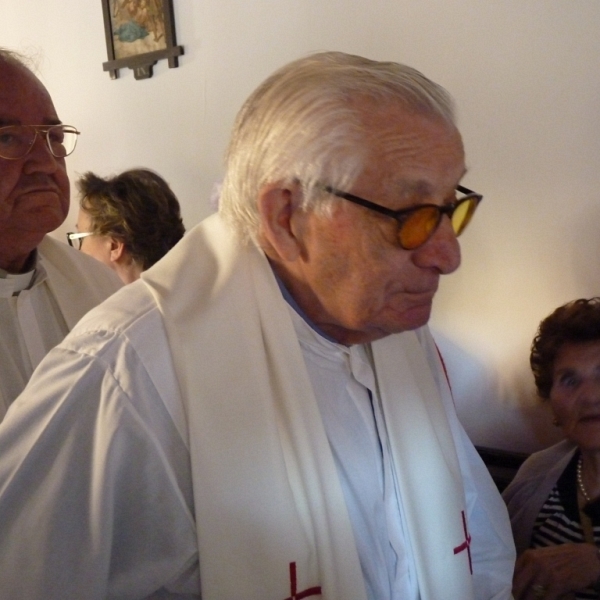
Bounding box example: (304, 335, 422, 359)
(68, 168, 185, 283)
(504, 297, 600, 599)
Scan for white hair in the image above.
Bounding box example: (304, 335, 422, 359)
(219, 51, 456, 243)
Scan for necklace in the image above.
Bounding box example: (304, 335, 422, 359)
(577, 455, 592, 503)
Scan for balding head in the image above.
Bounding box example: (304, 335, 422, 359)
(0, 49, 71, 273)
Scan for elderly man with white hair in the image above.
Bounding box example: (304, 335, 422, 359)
(0, 51, 515, 600)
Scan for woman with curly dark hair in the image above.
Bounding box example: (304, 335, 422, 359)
(504, 298, 600, 600)
(67, 168, 185, 283)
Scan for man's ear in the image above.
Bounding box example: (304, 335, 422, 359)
(256, 183, 306, 262)
(109, 238, 126, 264)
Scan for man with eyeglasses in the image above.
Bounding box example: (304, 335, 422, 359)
(0, 52, 515, 599)
(0, 49, 121, 419)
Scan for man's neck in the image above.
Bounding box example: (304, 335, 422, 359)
(271, 263, 340, 345)
(0, 249, 37, 275)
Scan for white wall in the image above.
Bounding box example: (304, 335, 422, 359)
(3, 0, 599, 453)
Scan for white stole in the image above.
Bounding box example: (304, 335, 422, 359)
(38, 235, 122, 329)
(142, 213, 475, 600)
(373, 334, 474, 598)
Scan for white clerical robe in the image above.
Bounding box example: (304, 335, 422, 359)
(0, 235, 122, 418)
(0, 214, 515, 600)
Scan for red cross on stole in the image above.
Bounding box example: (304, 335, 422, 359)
(283, 562, 322, 600)
(452, 510, 473, 574)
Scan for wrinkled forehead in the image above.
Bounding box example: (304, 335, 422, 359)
(0, 60, 59, 126)
(354, 100, 465, 195)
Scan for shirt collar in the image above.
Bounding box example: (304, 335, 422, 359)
(0, 249, 45, 296)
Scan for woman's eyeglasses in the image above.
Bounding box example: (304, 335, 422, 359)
(66, 232, 94, 250)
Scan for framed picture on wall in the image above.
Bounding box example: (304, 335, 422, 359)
(101, 0, 184, 80)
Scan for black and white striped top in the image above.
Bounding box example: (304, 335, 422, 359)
(532, 452, 600, 600)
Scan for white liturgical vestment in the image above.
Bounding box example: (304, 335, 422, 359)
(0, 214, 515, 600)
(0, 235, 121, 418)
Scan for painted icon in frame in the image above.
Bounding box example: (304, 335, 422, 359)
(102, 0, 184, 80)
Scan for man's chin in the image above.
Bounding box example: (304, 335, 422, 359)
(389, 302, 433, 333)
(20, 207, 68, 235)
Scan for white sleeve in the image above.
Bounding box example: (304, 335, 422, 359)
(0, 330, 198, 600)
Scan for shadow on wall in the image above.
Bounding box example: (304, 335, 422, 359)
(433, 329, 563, 454)
(571, 196, 600, 296)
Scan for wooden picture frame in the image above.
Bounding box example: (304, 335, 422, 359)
(101, 0, 184, 80)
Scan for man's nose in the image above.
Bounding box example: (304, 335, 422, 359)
(23, 132, 60, 172)
(412, 215, 461, 274)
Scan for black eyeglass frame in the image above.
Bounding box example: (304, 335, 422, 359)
(0, 124, 80, 160)
(321, 184, 483, 250)
(66, 231, 94, 249)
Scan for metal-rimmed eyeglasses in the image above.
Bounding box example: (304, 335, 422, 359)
(66, 232, 94, 250)
(321, 184, 482, 250)
(0, 124, 80, 160)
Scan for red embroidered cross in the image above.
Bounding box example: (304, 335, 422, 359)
(283, 562, 322, 600)
(453, 510, 473, 574)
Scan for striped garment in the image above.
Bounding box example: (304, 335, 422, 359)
(532, 452, 600, 600)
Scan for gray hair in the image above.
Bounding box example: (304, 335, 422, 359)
(219, 51, 456, 243)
